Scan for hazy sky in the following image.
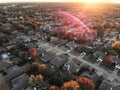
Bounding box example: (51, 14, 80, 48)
(0, 0, 120, 3)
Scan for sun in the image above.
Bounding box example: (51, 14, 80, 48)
(84, 0, 103, 2)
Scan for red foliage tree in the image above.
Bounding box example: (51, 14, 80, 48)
(66, 32, 74, 41)
(28, 48, 37, 57)
(76, 77, 95, 90)
(49, 85, 59, 90)
(103, 55, 113, 63)
(17, 24, 24, 30)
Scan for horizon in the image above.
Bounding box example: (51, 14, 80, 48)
(0, 0, 120, 4)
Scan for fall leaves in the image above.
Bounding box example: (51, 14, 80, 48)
(112, 41, 120, 49)
(28, 48, 38, 57)
(29, 74, 43, 87)
(62, 80, 80, 90)
(76, 77, 95, 90)
(49, 77, 95, 90)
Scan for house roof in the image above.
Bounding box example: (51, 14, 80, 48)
(94, 51, 106, 59)
(0, 60, 13, 71)
(66, 41, 78, 48)
(24, 86, 34, 90)
(12, 57, 23, 65)
(36, 48, 45, 56)
(111, 85, 120, 90)
(53, 39, 68, 46)
(80, 72, 92, 79)
(91, 73, 101, 84)
(11, 73, 29, 90)
(10, 38, 23, 44)
(113, 56, 120, 64)
(81, 46, 93, 54)
(41, 52, 56, 62)
(4, 65, 23, 81)
(25, 42, 36, 48)
(63, 60, 80, 73)
(98, 80, 112, 90)
(50, 57, 68, 68)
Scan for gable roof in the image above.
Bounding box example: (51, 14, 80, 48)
(53, 39, 68, 46)
(4, 65, 23, 81)
(36, 48, 45, 56)
(81, 45, 93, 54)
(41, 52, 56, 62)
(111, 85, 120, 90)
(0, 60, 13, 71)
(94, 51, 106, 59)
(98, 80, 112, 90)
(50, 57, 68, 68)
(63, 60, 80, 73)
(66, 41, 78, 48)
(11, 73, 29, 90)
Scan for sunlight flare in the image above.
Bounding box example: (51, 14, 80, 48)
(84, 0, 103, 2)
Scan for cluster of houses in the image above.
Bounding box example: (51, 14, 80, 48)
(0, 3, 120, 90)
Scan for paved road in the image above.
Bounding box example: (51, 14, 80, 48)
(39, 42, 120, 81)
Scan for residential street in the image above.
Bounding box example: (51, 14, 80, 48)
(39, 42, 120, 81)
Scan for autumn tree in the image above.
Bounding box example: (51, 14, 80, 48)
(32, 61, 39, 68)
(34, 21, 42, 27)
(103, 55, 113, 62)
(76, 77, 95, 90)
(112, 41, 120, 49)
(35, 74, 44, 87)
(38, 64, 47, 72)
(66, 32, 74, 41)
(17, 23, 25, 30)
(102, 55, 116, 69)
(29, 75, 36, 86)
(29, 74, 43, 87)
(38, 64, 50, 77)
(61, 80, 80, 90)
(49, 85, 59, 90)
(28, 48, 38, 57)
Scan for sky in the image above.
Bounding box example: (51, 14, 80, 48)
(0, 0, 120, 3)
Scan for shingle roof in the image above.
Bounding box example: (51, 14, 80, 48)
(98, 80, 112, 90)
(111, 85, 120, 90)
(0, 60, 13, 71)
(64, 60, 80, 73)
(11, 73, 29, 90)
(41, 52, 55, 62)
(50, 57, 68, 68)
(4, 65, 23, 81)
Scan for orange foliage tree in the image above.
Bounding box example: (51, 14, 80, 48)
(17, 23, 24, 30)
(38, 64, 48, 73)
(61, 80, 80, 90)
(28, 48, 38, 57)
(76, 77, 95, 90)
(34, 21, 42, 27)
(49, 85, 59, 90)
(112, 41, 120, 49)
